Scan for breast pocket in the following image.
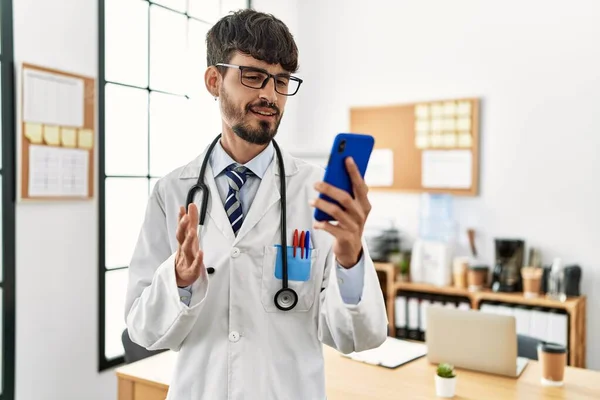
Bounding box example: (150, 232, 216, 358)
(261, 245, 320, 312)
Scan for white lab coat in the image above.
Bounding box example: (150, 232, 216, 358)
(125, 143, 388, 400)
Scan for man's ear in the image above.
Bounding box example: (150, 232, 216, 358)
(205, 66, 221, 98)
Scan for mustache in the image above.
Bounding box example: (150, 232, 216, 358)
(246, 99, 280, 115)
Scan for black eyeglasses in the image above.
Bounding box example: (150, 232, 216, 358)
(216, 63, 303, 96)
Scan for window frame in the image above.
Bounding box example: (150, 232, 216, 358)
(0, 0, 17, 398)
(98, 0, 252, 371)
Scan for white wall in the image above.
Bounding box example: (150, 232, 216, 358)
(295, 0, 600, 370)
(13, 1, 115, 399)
(251, 0, 301, 151)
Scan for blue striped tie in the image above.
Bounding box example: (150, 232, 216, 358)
(224, 164, 251, 235)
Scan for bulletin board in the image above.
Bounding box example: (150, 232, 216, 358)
(19, 63, 95, 200)
(351, 97, 480, 196)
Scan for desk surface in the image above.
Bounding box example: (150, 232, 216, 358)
(116, 344, 600, 400)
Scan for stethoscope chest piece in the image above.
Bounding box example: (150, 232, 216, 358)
(274, 288, 298, 311)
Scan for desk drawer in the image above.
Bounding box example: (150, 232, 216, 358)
(134, 383, 168, 400)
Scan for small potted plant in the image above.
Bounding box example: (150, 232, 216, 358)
(435, 363, 457, 398)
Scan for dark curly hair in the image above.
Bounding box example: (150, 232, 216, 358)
(206, 9, 299, 73)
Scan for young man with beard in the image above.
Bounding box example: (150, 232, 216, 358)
(124, 8, 387, 400)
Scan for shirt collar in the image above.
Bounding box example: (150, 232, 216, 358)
(210, 139, 274, 179)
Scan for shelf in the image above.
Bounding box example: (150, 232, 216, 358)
(395, 281, 471, 298)
(373, 263, 586, 368)
(394, 281, 583, 311)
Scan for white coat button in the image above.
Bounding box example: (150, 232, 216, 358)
(229, 331, 240, 342)
(231, 247, 241, 258)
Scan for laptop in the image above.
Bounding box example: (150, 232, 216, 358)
(426, 306, 529, 378)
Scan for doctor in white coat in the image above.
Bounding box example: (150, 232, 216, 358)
(125, 9, 387, 400)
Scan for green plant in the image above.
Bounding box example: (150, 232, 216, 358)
(400, 259, 409, 275)
(437, 363, 456, 378)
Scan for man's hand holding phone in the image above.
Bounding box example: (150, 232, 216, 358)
(311, 157, 371, 268)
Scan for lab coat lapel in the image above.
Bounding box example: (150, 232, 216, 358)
(179, 150, 235, 241)
(233, 158, 280, 244)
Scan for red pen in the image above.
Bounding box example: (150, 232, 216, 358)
(300, 231, 305, 259)
(293, 229, 298, 258)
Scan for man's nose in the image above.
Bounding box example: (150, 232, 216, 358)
(258, 76, 278, 104)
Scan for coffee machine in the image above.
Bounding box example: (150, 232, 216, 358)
(491, 239, 525, 292)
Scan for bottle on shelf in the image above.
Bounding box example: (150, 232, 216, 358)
(547, 258, 567, 302)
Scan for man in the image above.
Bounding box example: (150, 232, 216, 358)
(125, 9, 387, 400)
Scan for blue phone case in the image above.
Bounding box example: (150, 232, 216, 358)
(314, 133, 375, 222)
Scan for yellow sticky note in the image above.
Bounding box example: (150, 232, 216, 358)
(61, 128, 77, 147)
(416, 119, 430, 133)
(431, 104, 444, 118)
(431, 133, 443, 148)
(78, 129, 94, 149)
(415, 134, 430, 149)
(457, 101, 472, 116)
(443, 133, 457, 147)
(431, 118, 442, 132)
(443, 101, 457, 116)
(415, 104, 429, 119)
(24, 123, 43, 144)
(457, 117, 471, 131)
(458, 132, 473, 147)
(43, 125, 60, 146)
(443, 118, 456, 131)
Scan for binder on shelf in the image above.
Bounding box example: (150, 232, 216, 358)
(529, 307, 550, 342)
(496, 302, 515, 317)
(407, 295, 421, 340)
(394, 295, 408, 339)
(546, 309, 568, 348)
(444, 300, 457, 309)
(513, 305, 532, 337)
(419, 294, 431, 341)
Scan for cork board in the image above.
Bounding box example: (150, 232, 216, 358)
(20, 63, 95, 200)
(350, 97, 480, 196)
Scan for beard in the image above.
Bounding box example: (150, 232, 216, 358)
(220, 88, 283, 145)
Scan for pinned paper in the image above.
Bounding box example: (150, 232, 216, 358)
(23, 68, 84, 127)
(443, 118, 456, 131)
(415, 134, 430, 149)
(78, 129, 93, 149)
(364, 149, 393, 186)
(422, 150, 472, 189)
(443, 133, 457, 147)
(61, 128, 77, 147)
(415, 104, 429, 119)
(43, 125, 60, 146)
(457, 101, 471, 116)
(458, 132, 473, 148)
(24, 123, 43, 144)
(416, 119, 430, 133)
(431, 104, 443, 118)
(457, 117, 471, 131)
(431, 133, 444, 148)
(443, 101, 457, 116)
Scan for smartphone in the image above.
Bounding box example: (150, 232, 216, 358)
(314, 133, 375, 222)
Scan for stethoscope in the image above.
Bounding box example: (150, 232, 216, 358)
(186, 134, 298, 311)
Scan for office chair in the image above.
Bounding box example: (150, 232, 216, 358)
(517, 334, 542, 360)
(121, 329, 166, 363)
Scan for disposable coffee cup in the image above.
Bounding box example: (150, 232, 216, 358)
(522, 267, 543, 298)
(468, 265, 488, 292)
(537, 342, 567, 386)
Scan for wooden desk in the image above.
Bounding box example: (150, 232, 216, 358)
(116, 345, 600, 400)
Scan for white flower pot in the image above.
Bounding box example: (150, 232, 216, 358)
(435, 374, 457, 398)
